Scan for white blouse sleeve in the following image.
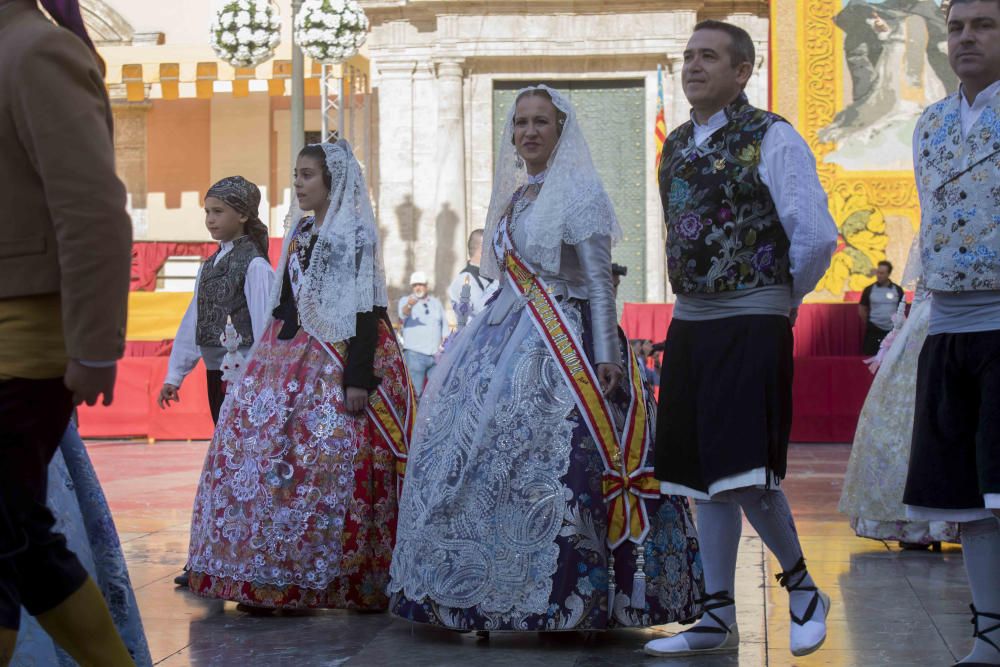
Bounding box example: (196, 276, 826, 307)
(244, 256, 276, 342)
(759, 122, 839, 306)
(164, 267, 203, 388)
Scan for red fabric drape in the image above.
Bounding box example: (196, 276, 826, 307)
(124, 340, 174, 357)
(77, 357, 214, 440)
(267, 240, 283, 268)
(620, 303, 866, 357)
(130, 238, 285, 291)
(131, 242, 217, 291)
(790, 356, 874, 442)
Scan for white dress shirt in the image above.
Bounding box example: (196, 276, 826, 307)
(688, 108, 839, 308)
(164, 240, 275, 387)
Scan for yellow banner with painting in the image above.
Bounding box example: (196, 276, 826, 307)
(770, 0, 953, 300)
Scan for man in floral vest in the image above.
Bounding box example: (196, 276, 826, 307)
(644, 20, 838, 659)
(903, 1, 1000, 664)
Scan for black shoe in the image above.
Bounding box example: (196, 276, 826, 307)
(173, 572, 190, 587)
(236, 603, 275, 616)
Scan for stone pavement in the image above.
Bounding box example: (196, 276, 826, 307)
(88, 441, 973, 666)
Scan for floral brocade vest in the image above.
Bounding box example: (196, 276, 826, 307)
(195, 235, 263, 347)
(659, 94, 791, 294)
(914, 90, 1000, 292)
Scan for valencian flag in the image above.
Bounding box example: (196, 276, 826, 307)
(654, 64, 667, 169)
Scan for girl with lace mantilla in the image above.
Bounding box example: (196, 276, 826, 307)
(388, 85, 703, 632)
(186, 140, 413, 611)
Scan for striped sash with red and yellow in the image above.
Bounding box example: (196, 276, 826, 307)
(321, 339, 413, 485)
(500, 235, 658, 549)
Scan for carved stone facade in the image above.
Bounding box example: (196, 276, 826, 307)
(362, 1, 770, 301)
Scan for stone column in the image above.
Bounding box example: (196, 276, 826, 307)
(411, 61, 438, 292)
(667, 57, 687, 132)
(375, 59, 417, 297)
(433, 59, 467, 296)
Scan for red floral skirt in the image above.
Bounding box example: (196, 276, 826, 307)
(187, 318, 409, 610)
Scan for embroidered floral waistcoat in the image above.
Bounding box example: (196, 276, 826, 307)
(659, 94, 791, 294)
(914, 91, 1000, 292)
(196, 235, 263, 347)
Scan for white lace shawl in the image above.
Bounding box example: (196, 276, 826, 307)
(480, 85, 622, 280)
(270, 140, 388, 343)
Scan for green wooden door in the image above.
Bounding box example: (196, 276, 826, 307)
(493, 80, 647, 305)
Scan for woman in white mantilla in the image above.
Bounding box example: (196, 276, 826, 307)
(388, 85, 703, 632)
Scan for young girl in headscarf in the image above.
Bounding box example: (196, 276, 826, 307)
(388, 86, 703, 632)
(185, 140, 412, 612)
(158, 176, 274, 427)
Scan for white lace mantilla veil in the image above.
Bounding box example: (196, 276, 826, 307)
(270, 139, 388, 343)
(480, 84, 623, 279)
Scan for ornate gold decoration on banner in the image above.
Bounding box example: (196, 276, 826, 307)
(793, 0, 927, 298)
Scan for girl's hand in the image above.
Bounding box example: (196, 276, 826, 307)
(345, 386, 369, 414)
(158, 383, 180, 409)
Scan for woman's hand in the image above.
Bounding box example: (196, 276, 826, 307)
(157, 383, 180, 409)
(345, 386, 369, 414)
(597, 363, 623, 397)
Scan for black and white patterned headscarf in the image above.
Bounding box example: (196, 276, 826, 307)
(205, 176, 269, 255)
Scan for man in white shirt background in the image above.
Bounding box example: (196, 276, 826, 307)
(398, 271, 449, 398)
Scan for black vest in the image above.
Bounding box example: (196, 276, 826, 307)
(659, 94, 792, 295)
(196, 235, 264, 347)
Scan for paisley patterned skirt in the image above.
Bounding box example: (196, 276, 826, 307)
(187, 318, 408, 610)
(388, 297, 703, 631)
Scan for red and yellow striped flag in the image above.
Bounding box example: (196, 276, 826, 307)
(654, 64, 667, 169)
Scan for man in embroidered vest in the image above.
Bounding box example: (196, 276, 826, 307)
(644, 20, 838, 659)
(902, 2, 1000, 664)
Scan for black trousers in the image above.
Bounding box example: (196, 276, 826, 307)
(0, 378, 88, 630)
(206, 370, 226, 425)
(862, 321, 891, 356)
(654, 315, 793, 495)
(904, 330, 1000, 509)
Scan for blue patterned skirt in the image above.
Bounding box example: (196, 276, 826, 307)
(11, 423, 151, 666)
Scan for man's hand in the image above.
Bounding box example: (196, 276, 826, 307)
(158, 383, 180, 409)
(597, 363, 623, 397)
(64, 360, 117, 406)
(345, 386, 368, 414)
